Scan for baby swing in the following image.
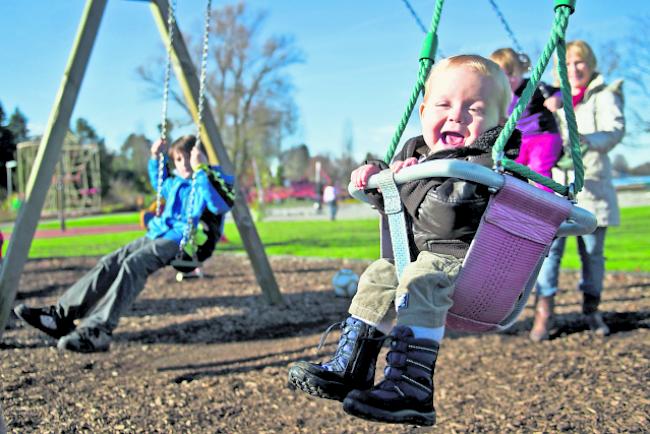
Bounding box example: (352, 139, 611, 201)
(149, 0, 231, 282)
(350, 0, 595, 332)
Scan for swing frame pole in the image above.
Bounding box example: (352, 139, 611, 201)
(149, 0, 283, 304)
(0, 0, 108, 340)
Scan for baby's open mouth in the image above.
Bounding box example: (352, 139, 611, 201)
(441, 132, 465, 147)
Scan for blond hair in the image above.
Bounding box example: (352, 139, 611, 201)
(423, 54, 511, 118)
(489, 48, 531, 76)
(566, 40, 597, 71)
(552, 40, 598, 86)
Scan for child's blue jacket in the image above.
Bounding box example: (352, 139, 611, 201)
(146, 157, 234, 244)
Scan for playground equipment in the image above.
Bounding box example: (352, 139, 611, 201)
(350, 0, 594, 332)
(146, 0, 233, 281)
(0, 0, 283, 345)
(16, 141, 102, 216)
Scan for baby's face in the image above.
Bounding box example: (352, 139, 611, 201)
(419, 66, 503, 154)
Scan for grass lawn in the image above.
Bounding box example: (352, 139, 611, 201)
(4, 207, 649, 273)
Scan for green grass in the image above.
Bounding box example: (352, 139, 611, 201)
(5, 206, 650, 273)
(561, 206, 650, 273)
(0, 212, 140, 232)
(25, 231, 145, 258)
(222, 219, 381, 260)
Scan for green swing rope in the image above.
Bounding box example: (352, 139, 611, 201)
(492, 0, 583, 197)
(385, 0, 583, 198)
(383, 0, 444, 164)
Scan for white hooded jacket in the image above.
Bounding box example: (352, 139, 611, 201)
(557, 73, 625, 227)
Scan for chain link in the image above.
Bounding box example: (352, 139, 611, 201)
(179, 0, 212, 258)
(156, 0, 177, 217)
(488, 0, 524, 54)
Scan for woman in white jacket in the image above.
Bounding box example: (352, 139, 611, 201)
(531, 40, 625, 341)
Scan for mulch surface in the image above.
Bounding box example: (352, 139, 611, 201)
(1, 254, 649, 433)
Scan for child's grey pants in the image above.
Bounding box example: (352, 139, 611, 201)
(56, 236, 179, 332)
(349, 251, 462, 328)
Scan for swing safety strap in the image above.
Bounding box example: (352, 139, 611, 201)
(376, 171, 411, 278)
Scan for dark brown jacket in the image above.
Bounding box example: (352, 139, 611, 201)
(366, 126, 521, 259)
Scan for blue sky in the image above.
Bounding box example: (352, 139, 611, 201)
(1, 0, 647, 165)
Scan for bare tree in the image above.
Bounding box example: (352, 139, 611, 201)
(138, 1, 303, 181)
(621, 15, 650, 133)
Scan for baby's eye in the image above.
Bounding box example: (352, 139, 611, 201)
(469, 106, 484, 114)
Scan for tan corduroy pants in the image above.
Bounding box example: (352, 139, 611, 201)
(348, 251, 462, 328)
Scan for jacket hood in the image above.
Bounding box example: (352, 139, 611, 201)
(586, 74, 624, 102)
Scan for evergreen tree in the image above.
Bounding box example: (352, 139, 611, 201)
(7, 108, 29, 143)
(0, 102, 17, 192)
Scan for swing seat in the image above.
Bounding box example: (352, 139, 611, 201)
(170, 210, 225, 274)
(446, 175, 572, 332)
(141, 202, 224, 274)
(350, 160, 597, 333)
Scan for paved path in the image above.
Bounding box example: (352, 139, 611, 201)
(2, 189, 648, 239)
(4, 224, 144, 239)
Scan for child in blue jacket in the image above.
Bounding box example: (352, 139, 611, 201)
(14, 135, 234, 353)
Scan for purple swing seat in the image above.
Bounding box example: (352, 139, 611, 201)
(445, 175, 572, 332)
(377, 174, 574, 332)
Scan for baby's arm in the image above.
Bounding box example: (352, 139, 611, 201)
(350, 164, 381, 189)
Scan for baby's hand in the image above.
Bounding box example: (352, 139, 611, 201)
(390, 157, 418, 173)
(151, 138, 165, 157)
(350, 164, 381, 189)
(543, 95, 563, 112)
(190, 146, 208, 170)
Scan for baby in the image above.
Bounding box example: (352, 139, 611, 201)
(288, 54, 520, 426)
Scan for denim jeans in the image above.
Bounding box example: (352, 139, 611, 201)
(57, 236, 179, 332)
(536, 227, 607, 298)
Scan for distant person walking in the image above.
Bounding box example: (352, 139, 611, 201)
(531, 40, 625, 341)
(322, 184, 338, 221)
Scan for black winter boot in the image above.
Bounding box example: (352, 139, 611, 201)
(343, 325, 439, 426)
(287, 317, 384, 401)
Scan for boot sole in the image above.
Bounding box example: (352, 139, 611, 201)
(343, 396, 436, 426)
(287, 365, 350, 401)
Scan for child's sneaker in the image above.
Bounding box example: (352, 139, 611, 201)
(13, 304, 75, 339)
(57, 327, 112, 353)
(343, 325, 439, 426)
(287, 317, 384, 401)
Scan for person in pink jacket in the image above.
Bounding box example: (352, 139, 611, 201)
(490, 48, 564, 192)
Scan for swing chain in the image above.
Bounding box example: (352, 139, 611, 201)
(179, 0, 212, 259)
(487, 0, 525, 55)
(156, 0, 177, 217)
